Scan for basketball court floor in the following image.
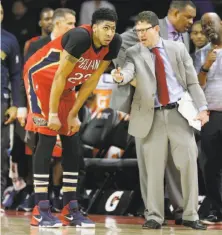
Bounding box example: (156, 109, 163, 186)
(1, 211, 222, 235)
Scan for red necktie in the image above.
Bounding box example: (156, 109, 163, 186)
(151, 47, 170, 106)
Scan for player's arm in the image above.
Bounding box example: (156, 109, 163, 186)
(49, 28, 91, 115)
(68, 34, 122, 119)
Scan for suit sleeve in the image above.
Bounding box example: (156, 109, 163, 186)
(181, 43, 207, 109)
(118, 49, 136, 85)
(8, 36, 22, 107)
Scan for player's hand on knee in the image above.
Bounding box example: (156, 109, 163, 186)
(67, 113, 81, 135)
(48, 114, 62, 131)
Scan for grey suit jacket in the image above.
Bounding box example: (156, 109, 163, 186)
(110, 17, 190, 113)
(116, 40, 207, 138)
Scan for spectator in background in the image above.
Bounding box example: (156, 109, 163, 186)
(79, 0, 115, 25)
(190, 21, 208, 53)
(48, 0, 82, 20)
(24, 8, 76, 61)
(0, 3, 22, 203)
(5, 0, 37, 52)
(190, 20, 208, 67)
(23, 7, 54, 56)
(196, 12, 222, 225)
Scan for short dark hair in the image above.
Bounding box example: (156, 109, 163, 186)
(40, 7, 53, 19)
(52, 8, 76, 23)
(135, 11, 159, 27)
(91, 8, 118, 25)
(169, 0, 196, 11)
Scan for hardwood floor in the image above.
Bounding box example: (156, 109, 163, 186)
(1, 210, 222, 235)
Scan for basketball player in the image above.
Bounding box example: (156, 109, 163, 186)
(23, 8, 122, 227)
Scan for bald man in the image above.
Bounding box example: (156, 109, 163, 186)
(196, 12, 222, 224)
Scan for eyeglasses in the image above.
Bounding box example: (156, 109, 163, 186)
(133, 26, 154, 34)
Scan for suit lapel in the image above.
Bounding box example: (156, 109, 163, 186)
(140, 44, 155, 78)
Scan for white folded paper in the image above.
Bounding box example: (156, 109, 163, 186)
(177, 91, 201, 131)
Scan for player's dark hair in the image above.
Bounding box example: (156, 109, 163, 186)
(91, 8, 118, 25)
(135, 11, 159, 27)
(40, 7, 53, 19)
(169, 0, 196, 11)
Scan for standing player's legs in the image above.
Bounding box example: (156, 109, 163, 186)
(31, 133, 62, 227)
(59, 134, 95, 228)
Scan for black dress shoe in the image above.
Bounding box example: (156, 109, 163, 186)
(142, 219, 161, 229)
(182, 220, 207, 230)
(175, 218, 182, 225)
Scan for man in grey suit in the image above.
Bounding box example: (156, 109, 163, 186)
(111, 0, 197, 223)
(112, 11, 208, 230)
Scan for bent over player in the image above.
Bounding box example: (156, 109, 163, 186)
(23, 8, 122, 227)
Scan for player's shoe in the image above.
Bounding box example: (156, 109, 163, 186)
(60, 200, 95, 228)
(30, 200, 62, 227)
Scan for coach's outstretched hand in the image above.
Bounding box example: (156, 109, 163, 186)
(48, 114, 62, 131)
(67, 113, 81, 135)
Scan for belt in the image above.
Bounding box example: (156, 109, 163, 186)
(155, 102, 179, 110)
